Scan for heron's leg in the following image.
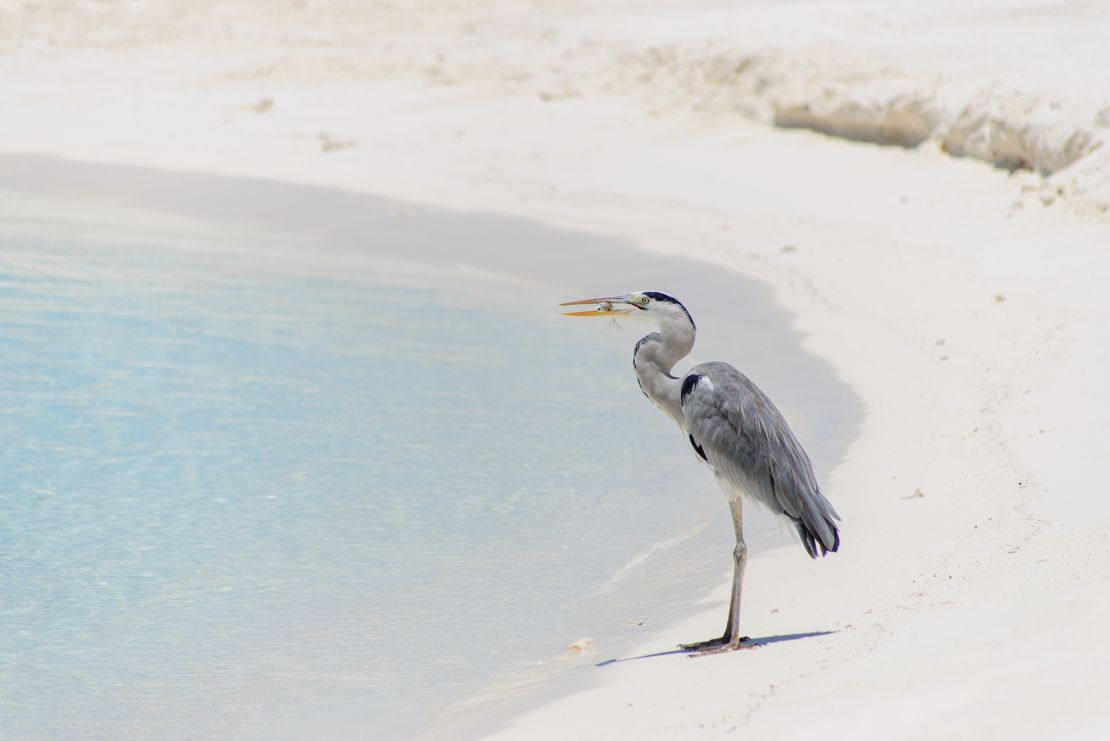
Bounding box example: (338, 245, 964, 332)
(681, 497, 754, 655)
(726, 534, 748, 644)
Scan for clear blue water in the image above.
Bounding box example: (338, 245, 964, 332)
(0, 203, 730, 739)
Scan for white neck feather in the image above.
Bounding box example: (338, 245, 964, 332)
(633, 313, 695, 429)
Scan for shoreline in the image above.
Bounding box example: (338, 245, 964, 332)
(6, 1, 1110, 737)
(1, 155, 858, 739)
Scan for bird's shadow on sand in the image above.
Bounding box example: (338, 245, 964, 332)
(595, 630, 836, 667)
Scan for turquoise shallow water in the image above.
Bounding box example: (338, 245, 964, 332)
(0, 158, 858, 740)
(0, 197, 727, 739)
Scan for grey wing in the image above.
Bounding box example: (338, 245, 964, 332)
(680, 361, 841, 558)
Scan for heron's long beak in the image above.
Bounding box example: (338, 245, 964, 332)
(560, 296, 634, 317)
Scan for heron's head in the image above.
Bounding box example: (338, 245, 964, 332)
(560, 290, 695, 331)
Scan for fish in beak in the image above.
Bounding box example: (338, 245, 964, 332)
(559, 296, 634, 317)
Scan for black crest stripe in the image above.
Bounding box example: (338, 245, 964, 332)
(642, 291, 695, 330)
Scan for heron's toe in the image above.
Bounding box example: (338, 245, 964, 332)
(683, 636, 756, 657)
(678, 636, 726, 652)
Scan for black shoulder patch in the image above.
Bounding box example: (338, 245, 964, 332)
(680, 374, 701, 405)
(689, 435, 708, 461)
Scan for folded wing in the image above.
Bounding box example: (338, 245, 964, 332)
(681, 362, 841, 558)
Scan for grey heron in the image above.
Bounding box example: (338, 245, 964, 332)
(561, 290, 840, 655)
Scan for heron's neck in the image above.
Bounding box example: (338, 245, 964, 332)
(633, 315, 695, 429)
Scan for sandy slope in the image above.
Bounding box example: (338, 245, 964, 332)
(4, 1, 1110, 738)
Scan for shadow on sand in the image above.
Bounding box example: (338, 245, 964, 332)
(595, 630, 836, 666)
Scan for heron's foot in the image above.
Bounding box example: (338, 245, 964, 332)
(679, 635, 754, 656)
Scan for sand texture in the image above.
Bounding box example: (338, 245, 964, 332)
(4, 1, 1110, 739)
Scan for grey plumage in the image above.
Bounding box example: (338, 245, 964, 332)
(561, 289, 841, 654)
(681, 363, 840, 558)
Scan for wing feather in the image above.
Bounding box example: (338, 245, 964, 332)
(681, 362, 840, 557)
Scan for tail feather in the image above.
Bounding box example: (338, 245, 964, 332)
(795, 514, 840, 559)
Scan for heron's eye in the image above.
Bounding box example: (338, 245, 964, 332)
(640, 296, 650, 305)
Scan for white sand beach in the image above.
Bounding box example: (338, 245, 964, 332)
(5, 1, 1110, 738)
